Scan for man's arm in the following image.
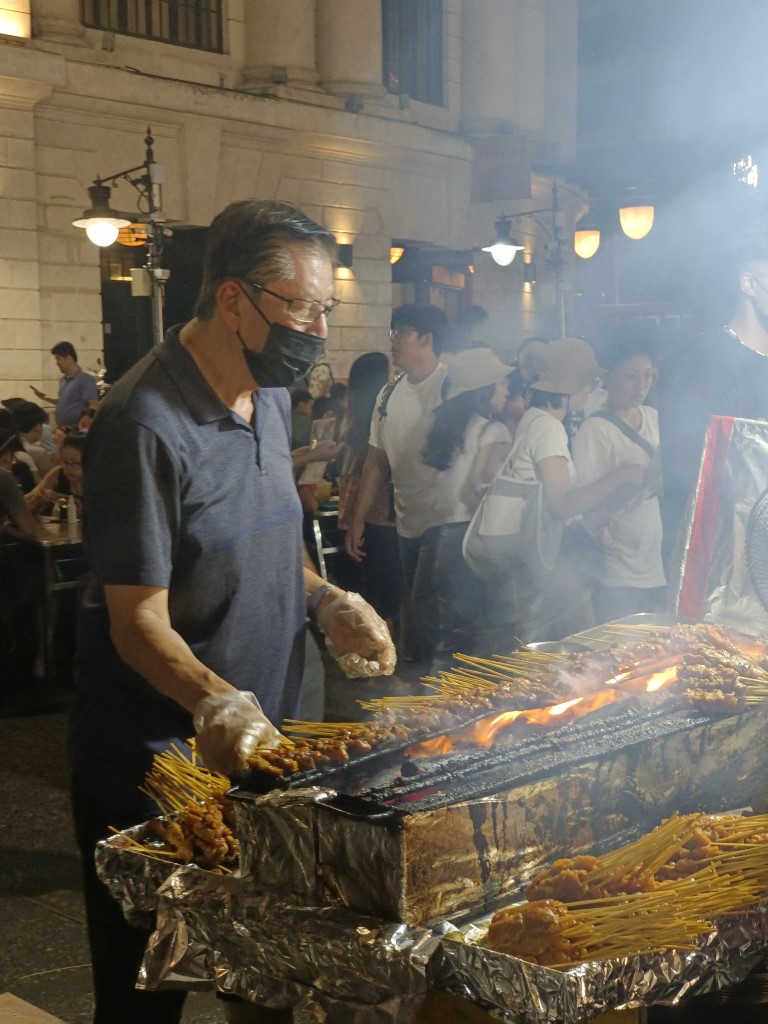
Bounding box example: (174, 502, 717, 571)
(344, 445, 389, 560)
(30, 385, 56, 405)
(105, 584, 234, 712)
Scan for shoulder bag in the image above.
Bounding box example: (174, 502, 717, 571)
(462, 437, 563, 582)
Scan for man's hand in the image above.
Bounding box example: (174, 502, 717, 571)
(344, 517, 366, 561)
(30, 386, 50, 403)
(193, 691, 282, 775)
(315, 588, 396, 678)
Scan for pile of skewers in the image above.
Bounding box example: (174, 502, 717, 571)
(110, 743, 239, 873)
(251, 623, 768, 780)
(484, 811, 768, 967)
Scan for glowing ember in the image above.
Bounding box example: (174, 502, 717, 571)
(645, 666, 679, 692)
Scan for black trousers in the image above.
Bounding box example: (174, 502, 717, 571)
(71, 778, 187, 1024)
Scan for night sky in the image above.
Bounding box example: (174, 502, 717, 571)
(575, 0, 768, 330)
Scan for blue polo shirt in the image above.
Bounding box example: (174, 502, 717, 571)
(70, 327, 305, 807)
(56, 366, 98, 427)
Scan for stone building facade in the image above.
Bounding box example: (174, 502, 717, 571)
(0, 0, 580, 396)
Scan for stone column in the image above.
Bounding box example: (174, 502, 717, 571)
(0, 48, 64, 396)
(32, 0, 87, 45)
(460, 0, 519, 136)
(513, 0, 547, 137)
(316, 0, 384, 100)
(240, 0, 319, 92)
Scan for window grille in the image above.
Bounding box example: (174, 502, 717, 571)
(382, 0, 444, 107)
(81, 0, 223, 53)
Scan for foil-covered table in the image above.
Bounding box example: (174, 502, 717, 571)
(96, 809, 768, 1023)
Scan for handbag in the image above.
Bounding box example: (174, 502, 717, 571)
(462, 444, 563, 582)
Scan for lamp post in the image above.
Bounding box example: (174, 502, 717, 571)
(72, 127, 169, 348)
(481, 183, 568, 337)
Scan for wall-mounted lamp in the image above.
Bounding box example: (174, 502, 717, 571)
(72, 127, 168, 347)
(481, 216, 525, 267)
(619, 205, 654, 241)
(0, 1, 30, 37)
(574, 228, 601, 260)
(337, 243, 354, 269)
(523, 260, 537, 285)
(390, 245, 405, 265)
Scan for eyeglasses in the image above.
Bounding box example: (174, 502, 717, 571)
(389, 326, 418, 341)
(244, 280, 340, 324)
(60, 459, 82, 469)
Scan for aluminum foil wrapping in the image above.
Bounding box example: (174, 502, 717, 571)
(231, 786, 332, 900)
(95, 824, 186, 929)
(673, 417, 768, 630)
(428, 905, 768, 1024)
(139, 864, 438, 1020)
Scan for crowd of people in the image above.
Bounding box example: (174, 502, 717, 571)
(3, 203, 768, 1024)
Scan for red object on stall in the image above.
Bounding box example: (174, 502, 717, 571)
(677, 416, 736, 619)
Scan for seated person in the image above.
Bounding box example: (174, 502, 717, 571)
(26, 432, 85, 516)
(0, 409, 39, 491)
(0, 430, 40, 541)
(14, 400, 52, 476)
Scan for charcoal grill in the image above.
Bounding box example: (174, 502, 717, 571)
(231, 695, 768, 925)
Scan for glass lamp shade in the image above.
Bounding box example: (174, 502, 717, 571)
(619, 206, 655, 241)
(85, 219, 124, 246)
(574, 229, 601, 259)
(481, 240, 525, 267)
(482, 216, 525, 266)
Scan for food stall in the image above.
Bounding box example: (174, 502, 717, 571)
(97, 620, 768, 1023)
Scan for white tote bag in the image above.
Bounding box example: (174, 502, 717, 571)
(462, 448, 562, 582)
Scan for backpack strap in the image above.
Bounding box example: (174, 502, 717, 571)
(376, 372, 405, 420)
(590, 410, 657, 460)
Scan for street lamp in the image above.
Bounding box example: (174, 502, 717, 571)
(481, 184, 569, 337)
(72, 127, 169, 348)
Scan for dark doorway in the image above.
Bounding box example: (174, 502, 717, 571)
(98, 227, 209, 384)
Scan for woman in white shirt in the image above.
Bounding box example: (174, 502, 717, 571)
(572, 343, 666, 623)
(506, 338, 645, 641)
(422, 348, 513, 669)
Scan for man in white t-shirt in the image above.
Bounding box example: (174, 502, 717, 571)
(346, 304, 448, 662)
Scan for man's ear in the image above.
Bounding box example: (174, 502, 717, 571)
(419, 330, 434, 351)
(216, 280, 245, 332)
(740, 270, 757, 298)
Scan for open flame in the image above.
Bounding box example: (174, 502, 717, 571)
(405, 650, 687, 761)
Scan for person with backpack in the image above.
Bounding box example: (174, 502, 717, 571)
(572, 342, 666, 623)
(345, 303, 448, 664)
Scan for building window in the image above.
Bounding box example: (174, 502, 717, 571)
(81, 0, 223, 53)
(382, 0, 443, 107)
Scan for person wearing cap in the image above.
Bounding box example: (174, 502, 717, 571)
(346, 303, 448, 664)
(503, 337, 646, 640)
(422, 347, 513, 667)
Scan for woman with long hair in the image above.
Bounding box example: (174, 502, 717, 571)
(422, 347, 513, 668)
(336, 351, 404, 632)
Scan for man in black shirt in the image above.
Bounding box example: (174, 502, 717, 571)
(659, 218, 768, 558)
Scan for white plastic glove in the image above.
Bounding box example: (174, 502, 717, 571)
(315, 589, 397, 678)
(193, 690, 282, 775)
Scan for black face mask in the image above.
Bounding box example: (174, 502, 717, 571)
(239, 321, 325, 389)
(237, 284, 325, 388)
